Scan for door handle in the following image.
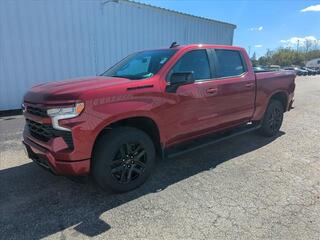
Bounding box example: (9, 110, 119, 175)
(206, 88, 218, 94)
(245, 83, 254, 88)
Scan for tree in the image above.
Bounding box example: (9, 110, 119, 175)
(251, 52, 258, 66)
(257, 44, 320, 67)
(305, 39, 313, 53)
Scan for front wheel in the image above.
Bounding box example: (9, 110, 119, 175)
(258, 100, 284, 137)
(93, 127, 155, 192)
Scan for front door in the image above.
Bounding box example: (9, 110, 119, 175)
(161, 49, 220, 145)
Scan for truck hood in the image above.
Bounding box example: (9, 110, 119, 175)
(24, 76, 132, 104)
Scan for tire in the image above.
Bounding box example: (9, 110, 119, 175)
(93, 127, 156, 192)
(258, 99, 284, 137)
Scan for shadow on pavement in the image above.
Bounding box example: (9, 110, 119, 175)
(0, 131, 284, 239)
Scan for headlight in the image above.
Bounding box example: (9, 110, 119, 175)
(47, 102, 84, 131)
(21, 103, 26, 113)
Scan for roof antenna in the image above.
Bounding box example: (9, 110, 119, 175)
(170, 42, 179, 48)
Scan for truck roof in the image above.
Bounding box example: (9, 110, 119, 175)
(145, 44, 245, 52)
(174, 44, 245, 51)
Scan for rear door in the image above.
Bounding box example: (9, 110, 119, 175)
(205, 48, 255, 128)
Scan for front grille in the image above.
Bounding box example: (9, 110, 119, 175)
(26, 119, 53, 141)
(27, 106, 48, 117)
(26, 119, 74, 149)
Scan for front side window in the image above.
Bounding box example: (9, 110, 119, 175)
(215, 50, 246, 78)
(103, 49, 177, 80)
(169, 50, 211, 81)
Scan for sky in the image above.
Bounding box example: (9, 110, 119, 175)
(136, 0, 320, 57)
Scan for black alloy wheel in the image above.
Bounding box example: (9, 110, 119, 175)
(93, 127, 155, 192)
(258, 99, 284, 137)
(267, 106, 282, 134)
(110, 143, 147, 184)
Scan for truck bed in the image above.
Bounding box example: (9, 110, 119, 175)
(253, 70, 296, 121)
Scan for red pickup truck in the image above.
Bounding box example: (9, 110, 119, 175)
(23, 44, 295, 192)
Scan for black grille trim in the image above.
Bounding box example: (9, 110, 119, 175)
(24, 144, 57, 174)
(26, 119, 74, 149)
(27, 106, 48, 117)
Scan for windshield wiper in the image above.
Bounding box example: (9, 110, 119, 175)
(110, 73, 153, 80)
(111, 75, 144, 80)
(111, 75, 128, 79)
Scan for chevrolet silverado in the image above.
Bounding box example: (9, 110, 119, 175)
(23, 44, 295, 192)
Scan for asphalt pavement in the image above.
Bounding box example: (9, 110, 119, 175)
(0, 76, 319, 240)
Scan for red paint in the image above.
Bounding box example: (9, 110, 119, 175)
(23, 44, 295, 175)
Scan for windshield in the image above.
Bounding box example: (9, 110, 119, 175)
(102, 49, 177, 80)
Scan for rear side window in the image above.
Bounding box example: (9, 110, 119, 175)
(215, 50, 246, 78)
(169, 50, 211, 80)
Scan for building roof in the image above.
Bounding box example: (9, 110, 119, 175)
(113, 0, 237, 29)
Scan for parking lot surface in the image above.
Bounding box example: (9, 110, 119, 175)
(1, 76, 320, 240)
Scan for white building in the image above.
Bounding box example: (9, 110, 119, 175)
(306, 58, 320, 68)
(0, 0, 236, 110)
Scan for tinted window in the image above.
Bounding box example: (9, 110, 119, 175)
(170, 50, 211, 80)
(215, 50, 245, 77)
(103, 49, 177, 80)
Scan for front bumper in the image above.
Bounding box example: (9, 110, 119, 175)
(287, 93, 294, 111)
(22, 101, 99, 176)
(23, 136, 90, 176)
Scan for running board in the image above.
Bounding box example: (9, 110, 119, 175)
(165, 123, 261, 158)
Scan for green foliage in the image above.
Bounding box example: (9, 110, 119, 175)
(257, 47, 320, 67)
(307, 50, 320, 61)
(250, 52, 258, 67)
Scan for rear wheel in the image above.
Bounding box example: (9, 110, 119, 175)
(93, 127, 155, 192)
(258, 100, 284, 137)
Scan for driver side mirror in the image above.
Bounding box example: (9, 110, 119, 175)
(166, 71, 194, 93)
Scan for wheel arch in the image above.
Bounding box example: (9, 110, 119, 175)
(269, 90, 288, 112)
(92, 115, 163, 160)
(253, 90, 289, 122)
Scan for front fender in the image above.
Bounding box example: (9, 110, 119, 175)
(93, 110, 162, 139)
